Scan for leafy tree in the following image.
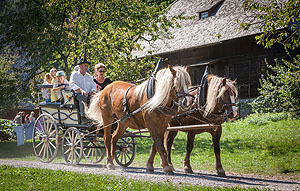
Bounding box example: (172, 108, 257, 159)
(251, 56, 300, 116)
(239, 0, 300, 117)
(0, 0, 176, 113)
(240, 0, 300, 50)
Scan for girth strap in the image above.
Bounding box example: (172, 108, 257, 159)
(121, 86, 144, 134)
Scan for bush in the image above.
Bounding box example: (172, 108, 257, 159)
(251, 55, 300, 117)
(233, 112, 291, 126)
(0, 119, 16, 141)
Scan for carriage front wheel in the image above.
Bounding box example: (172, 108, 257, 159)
(115, 136, 136, 167)
(62, 127, 83, 165)
(32, 113, 59, 163)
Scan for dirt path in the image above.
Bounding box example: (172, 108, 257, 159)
(0, 159, 299, 190)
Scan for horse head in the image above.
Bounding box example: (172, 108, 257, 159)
(168, 65, 192, 112)
(199, 75, 238, 120)
(213, 77, 238, 120)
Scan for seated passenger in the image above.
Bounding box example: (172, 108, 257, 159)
(41, 73, 52, 103)
(70, 59, 96, 123)
(52, 71, 70, 103)
(93, 63, 112, 92)
(50, 68, 58, 102)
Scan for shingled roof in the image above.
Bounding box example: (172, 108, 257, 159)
(132, 0, 263, 58)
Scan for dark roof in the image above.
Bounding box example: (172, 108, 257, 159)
(132, 0, 263, 58)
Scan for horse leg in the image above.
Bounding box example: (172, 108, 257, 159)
(103, 124, 114, 169)
(212, 127, 226, 176)
(146, 143, 157, 173)
(165, 131, 178, 171)
(152, 134, 174, 175)
(111, 123, 127, 164)
(183, 131, 195, 174)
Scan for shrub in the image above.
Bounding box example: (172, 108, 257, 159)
(251, 56, 300, 117)
(0, 119, 16, 141)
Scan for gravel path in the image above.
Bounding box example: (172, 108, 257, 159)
(0, 159, 299, 190)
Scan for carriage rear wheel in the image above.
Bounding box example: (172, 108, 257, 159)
(32, 113, 59, 163)
(115, 136, 136, 167)
(62, 127, 83, 165)
(83, 136, 106, 163)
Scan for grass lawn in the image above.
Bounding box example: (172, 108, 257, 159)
(0, 165, 268, 191)
(0, 112, 299, 178)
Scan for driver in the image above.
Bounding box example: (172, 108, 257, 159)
(70, 59, 96, 123)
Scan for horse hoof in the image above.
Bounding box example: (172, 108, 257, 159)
(146, 168, 154, 174)
(217, 171, 226, 177)
(169, 164, 175, 172)
(106, 164, 115, 170)
(184, 169, 193, 174)
(164, 169, 174, 175)
(163, 166, 174, 175)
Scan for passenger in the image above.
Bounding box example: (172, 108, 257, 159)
(41, 73, 52, 103)
(50, 68, 59, 102)
(52, 71, 70, 103)
(70, 59, 96, 123)
(93, 63, 112, 92)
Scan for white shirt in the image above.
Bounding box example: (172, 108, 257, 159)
(70, 71, 96, 93)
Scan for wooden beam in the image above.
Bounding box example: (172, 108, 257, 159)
(125, 124, 219, 135)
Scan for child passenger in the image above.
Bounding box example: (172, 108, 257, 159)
(52, 71, 70, 102)
(42, 73, 52, 103)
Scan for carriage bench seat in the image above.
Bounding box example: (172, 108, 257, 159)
(39, 102, 61, 108)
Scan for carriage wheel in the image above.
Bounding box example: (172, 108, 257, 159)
(83, 136, 105, 163)
(62, 127, 83, 165)
(115, 136, 136, 167)
(32, 113, 59, 163)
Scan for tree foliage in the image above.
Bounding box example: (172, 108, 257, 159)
(0, 0, 176, 112)
(251, 56, 300, 116)
(239, 0, 300, 117)
(240, 0, 300, 50)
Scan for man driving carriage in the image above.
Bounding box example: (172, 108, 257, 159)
(70, 58, 96, 124)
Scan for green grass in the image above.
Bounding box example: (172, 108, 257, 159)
(133, 113, 300, 178)
(1, 112, 300, 178)
(0, 165, 267, 191)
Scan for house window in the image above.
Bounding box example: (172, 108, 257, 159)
(199, 11, 209, 19)
(260, 61, 266, 73)
(225, 65, 234, 79)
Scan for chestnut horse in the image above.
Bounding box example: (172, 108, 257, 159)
(86, 65, 191, 175)
(165, 74, 238, 176)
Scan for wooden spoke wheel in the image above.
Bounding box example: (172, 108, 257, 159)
(62, 127, 83, 165)
(32, 113, 59, 163)
(83, 136, 105, 163)
(115, 136, 136, 167)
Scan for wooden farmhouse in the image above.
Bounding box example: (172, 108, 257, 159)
(133, 0, 298, 103)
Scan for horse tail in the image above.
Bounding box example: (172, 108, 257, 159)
(85, 92, 103, 125)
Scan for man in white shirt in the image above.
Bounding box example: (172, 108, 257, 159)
(70, 59, 96, 123)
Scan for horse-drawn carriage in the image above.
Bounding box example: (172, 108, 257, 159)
(33, 63, 238, 176)
(33, 86, 140, 166)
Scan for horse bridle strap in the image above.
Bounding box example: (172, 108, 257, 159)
(156, 100, 178, 116)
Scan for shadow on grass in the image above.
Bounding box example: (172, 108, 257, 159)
(0, 142, 35, 158)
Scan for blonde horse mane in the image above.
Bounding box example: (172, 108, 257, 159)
(134, 66, 191, 112)
(204, 75, 238, 116)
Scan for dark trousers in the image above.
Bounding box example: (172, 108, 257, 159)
(75, 93, 91, 117)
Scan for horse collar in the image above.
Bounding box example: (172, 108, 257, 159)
(199, 68, 208, 107)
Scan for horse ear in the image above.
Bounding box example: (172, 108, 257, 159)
(184, 66, 189, 73)
(168, 65, 176, 76)
(233, 78, 237, 85)
(222, 78, 226, 86)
